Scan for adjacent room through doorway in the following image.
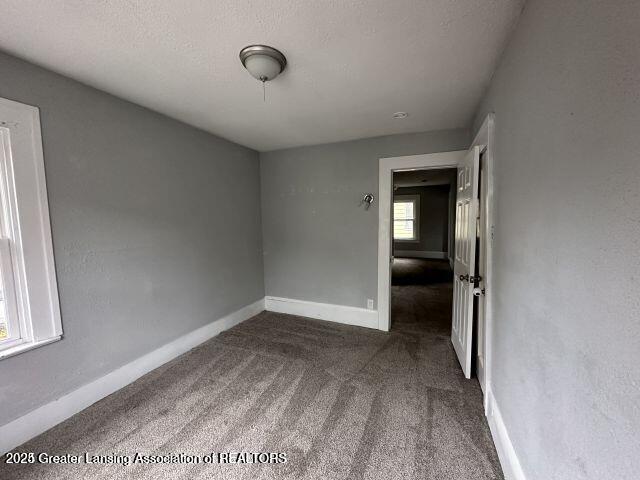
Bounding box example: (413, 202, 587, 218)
(391, 168, 457, 335)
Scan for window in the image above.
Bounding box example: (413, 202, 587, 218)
(0, 97, 62, 359)
(393, 195, 420, 241)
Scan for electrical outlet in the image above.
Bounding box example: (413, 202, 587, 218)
(367, 299, 374, 310)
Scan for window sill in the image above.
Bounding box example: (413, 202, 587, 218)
(0, 336, 61, 360)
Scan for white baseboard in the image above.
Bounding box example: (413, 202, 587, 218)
(265, 296, 378, 330)
(394, 250, 448, 259)
(0, 298, 265, 455)
(486, 388, 526, 480)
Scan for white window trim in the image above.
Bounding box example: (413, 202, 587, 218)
(393, 194, 420, 242)
(0, 97, 62, 360)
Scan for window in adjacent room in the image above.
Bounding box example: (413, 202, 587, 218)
(0, 97, 62, 359)
(393, 194, 420, 241)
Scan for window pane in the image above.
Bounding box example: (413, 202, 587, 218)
(394, 201, 414, 220)
(0, 271, 7, 340)
(0, 242, 14, 342)
(394, 220, 415, 239)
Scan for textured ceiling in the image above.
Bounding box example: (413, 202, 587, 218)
(0, 1, 524, 151)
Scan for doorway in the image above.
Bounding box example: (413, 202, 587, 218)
(377, 112, 495, 401)
(377, 150, 465, 333)
(390, 168, 457, 336)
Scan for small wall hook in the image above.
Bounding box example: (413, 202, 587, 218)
(361, 193, 375, 210)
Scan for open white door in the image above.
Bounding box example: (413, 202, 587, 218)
(451, 146, 480, 378)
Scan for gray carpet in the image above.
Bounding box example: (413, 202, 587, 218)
(2, 262, 503, 479)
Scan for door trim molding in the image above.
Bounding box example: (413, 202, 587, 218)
(377, 150, 466, 331)
(470, 113, 496, 411)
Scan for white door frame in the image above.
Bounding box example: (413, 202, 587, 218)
(376, 112, 495, 412)
(469, 113, 495, 412)
(377, 150, 466, 332)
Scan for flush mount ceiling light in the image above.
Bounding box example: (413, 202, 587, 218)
(239, 45, 287, 101)
(239, 45, 287, 82)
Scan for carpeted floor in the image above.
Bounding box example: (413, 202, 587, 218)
(2, 258, 502, 480)
(391, 256, 454, 287)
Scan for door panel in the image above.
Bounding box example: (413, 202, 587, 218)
(451, 146, 480, 378)
(476, 153, 488, 392)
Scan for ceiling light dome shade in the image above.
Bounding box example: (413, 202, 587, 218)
(244, 55, 281, 81)
(240, 45, 287, 82)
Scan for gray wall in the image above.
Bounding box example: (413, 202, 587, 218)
(473, 0, 640, 478)
(0, 52, 264, 426)
(260, 129, 469, 309)
(393, 185, 450, 255)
